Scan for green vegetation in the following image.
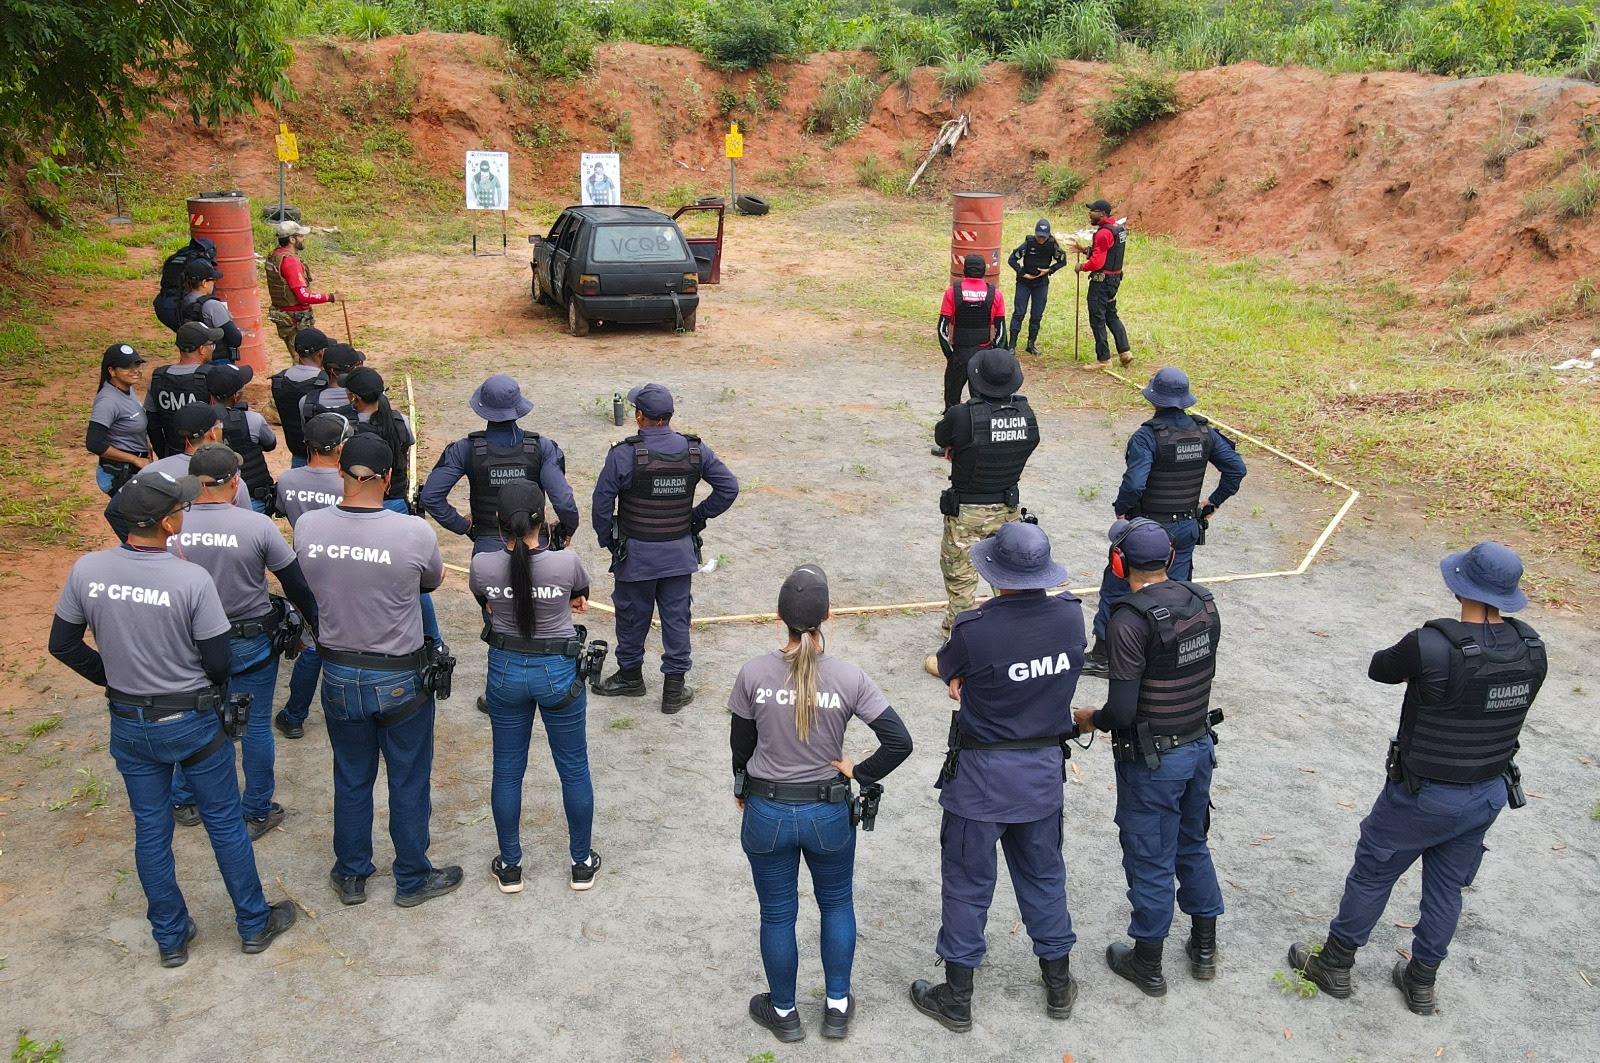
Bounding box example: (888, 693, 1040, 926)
(1554, 163, 1600, 215)
(1037, 162, 1088, 206)
(1092, 64, 1183, 142)
(809, 69, 883, 145)
(13, 1032, 66, 1063)
(1272, 967, 1320, 998)
(938, 52, 988, 97)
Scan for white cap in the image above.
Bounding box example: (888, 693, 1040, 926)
(275, 220, 312, 238)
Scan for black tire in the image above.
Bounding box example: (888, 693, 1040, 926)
(695, 195, 726, 206)
(568, 297, 590, 337)
(532, 268, 549, 306)
(735, 193, 770, 216)
(262, 204, 302, 223)
(680, 308, 697, 332)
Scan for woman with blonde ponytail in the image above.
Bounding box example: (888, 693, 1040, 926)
(729, 565, 913, 1044)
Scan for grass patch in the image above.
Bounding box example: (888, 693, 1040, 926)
(808, 68, 881, 145)
(1092, 64, 1181, 143)
(1554, 164, 1600, 217)
(1036, 162, 1087, 206)
(937, 52, 987, 97)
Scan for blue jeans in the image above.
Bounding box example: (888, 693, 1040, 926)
(96, 467, 115, 494)
(1328, 778, 1505, 965)
(290, 455, 307, 469)
(250, 498, 268, 514)
(282, 644, 321, 726)
(742, 795, 857, 1009)
(1094, 516, 1203, 639)
(485, 650, 594, 865)
(383, 499, 441, 646)
(1113, 735, 1224, 941)
(108, 705, 270, 949)
(320, 663, 439, 894)
(172, 634, 279, 819)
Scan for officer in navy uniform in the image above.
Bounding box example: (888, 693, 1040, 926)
(590, 383, 739, 713)
(49, 468, 296, 966)
(926, 348, 1041, 676)
(421, 374, 579, 555)
(1073, 519, 1225, 997)
(912, 521, 1085, 1030)
(207, 362, 278, 513)
(1084, 368, 1246, 677)
(1289, 542, 1546, 1016)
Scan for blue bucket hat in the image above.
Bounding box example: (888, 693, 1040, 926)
(970, 522, 1067, 592)
(470, 374, 534, 422)
(1142, 367, 1197, 409)
(1440, 542, 1527, 612)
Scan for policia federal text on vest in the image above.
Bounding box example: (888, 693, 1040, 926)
(1132, 416, 1212, 521)
(942, 397, 1039, 513)
(1387, 618, 1545, 798)
(1108, 581, 1223, 768)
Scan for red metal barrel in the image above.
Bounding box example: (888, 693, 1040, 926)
(188, 192, 266, 372)
(950, 191, 1004, 282)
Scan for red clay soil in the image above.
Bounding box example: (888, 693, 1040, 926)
(126, 34, 1600, 307)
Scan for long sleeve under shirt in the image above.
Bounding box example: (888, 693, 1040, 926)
(1368, 621, 1522, 701)
(1113, 409, 1247, 518)
(420, 422, 580, 540)
(1094, 578, 1198, 731)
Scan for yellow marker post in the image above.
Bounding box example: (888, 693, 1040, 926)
(274, 123, 299, 222)
(725, 122, 743, 210)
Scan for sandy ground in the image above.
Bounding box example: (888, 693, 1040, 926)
(1, 218, 1596, 1063)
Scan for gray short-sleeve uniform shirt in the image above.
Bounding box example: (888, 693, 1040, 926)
(166, 502, 296, 622)
(469, 548, 590, 640)
(728, 650, 890, 783)
(90, 384, 149, 454)
(55, 547, 231, 696)
(275, 465, 344, 526)
(295, 506, 444, 657)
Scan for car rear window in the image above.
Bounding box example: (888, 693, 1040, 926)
(591, 224, 688, 263)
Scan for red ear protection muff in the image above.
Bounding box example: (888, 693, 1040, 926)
(1108, 517, 1175, 580)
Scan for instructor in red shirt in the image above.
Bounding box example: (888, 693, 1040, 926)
(265, 221, 341, 360)
(937, 253, 1007, 416)
(1077, 200, 1132, 370)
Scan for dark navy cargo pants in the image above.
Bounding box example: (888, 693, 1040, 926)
(1327, 777, 1505, 966)
(1114, 735, 1224, 942)
(936, 809, 1075, 967)
(612, 573, 694, 674)
(1010, 278, 1049, 344)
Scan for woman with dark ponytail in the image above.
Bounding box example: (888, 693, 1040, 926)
(468, 479, 599, 895)
(729, 565, 914, 1043)
(87, 343, 151, 496)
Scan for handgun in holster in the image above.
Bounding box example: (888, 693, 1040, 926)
(607, 529, 629, 573)
(733, 769, 748, 800)
(939, 711, 962, 783)
(220, 692, 252, 739)
(1196, 512, 1210, 546)
(852, 782, 884, 831)
(691, 515, 707, 565)
(1503, 760, 1526, 809)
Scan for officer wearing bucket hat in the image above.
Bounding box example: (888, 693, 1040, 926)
(421, 374, 579, 556)
(50, 467, 296, 966)
(265, 220, 340, 359)
(591, 383, 740, 713)
(1073, 518, 1225, 997)
(1084, 367, 1246, 677)
(1288, 542, 1547, 1017)
(912, 521, 1085, 1031)
(926, 348, 1040, 676)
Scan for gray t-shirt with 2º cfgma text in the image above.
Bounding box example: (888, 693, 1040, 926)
(55, 547, 231, 696)
(167, 502, 296, 622)
(295, 505, 443, 657)
(470, 548, 591, 641)
(728, 649, 890, 784)
(275, 465, 344, 526)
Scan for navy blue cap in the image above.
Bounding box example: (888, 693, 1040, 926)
(1034, 219, 1052, 236)
(1440, 542, 1527, 612)
(628, 382, 675, 419)
(1110, 518, 1174, 567)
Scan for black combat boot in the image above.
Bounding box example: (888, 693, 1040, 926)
(594, 665, 645, 698)
(1107, 939, 1167, 997)
(1287, 935, 1356, 999)
(1025, 330, 1040, 356)
(1081, 641, 1109, 678)
(910, 961, 974, 1032)
(661, 672, 695, 714)
(1392, 956, 1438, 1016)
(1040, 955, 1078, 1019)
(1185, 915, 1218, 980)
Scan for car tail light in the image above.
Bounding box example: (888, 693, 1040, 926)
(681, 272, 698, 294)
(578, 274, 600, 296)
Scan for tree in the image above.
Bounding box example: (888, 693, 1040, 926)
(0, 0, 297, 166)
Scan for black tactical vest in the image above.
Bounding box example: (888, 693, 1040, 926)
(1114, 581, 1220, 737)
(181, 294, 237, 361)
(1138, 415, 1212, 517)
(467, 431, 543, 538)
(616, 434, 702, 542)
(220, 406, 274, 499)
(146, 365, 213, 458)
(1397, 618, 1545, 785)
(950, 396, 1040, 504)
(159, 244, 213, 300)
(355, 413, 412, 502)
(950, 282, 997, 350)
(1100, 222, 1127, 273)
(270, 368, 329, 458)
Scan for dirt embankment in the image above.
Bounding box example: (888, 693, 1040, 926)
(127, 34, 1600, 308)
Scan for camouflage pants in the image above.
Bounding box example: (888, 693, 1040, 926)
(940, 502, 1021, 636)
(268, 307, 315, 358)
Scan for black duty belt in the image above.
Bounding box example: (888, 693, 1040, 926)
(1142, 510, 1196, 523)
(953, 491, 1013, 506)
(1112, 709, 1223, 767)
(486, 631, 584, 657)
(229, 610, 278, 640)
(952, 733, 1069, 751)
(745, 774, 852, 804)
(107, 686, 221, 721)
(317, 646, 430, 673)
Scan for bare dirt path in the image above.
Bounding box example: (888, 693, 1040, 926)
(1, 210, 1595, 1062)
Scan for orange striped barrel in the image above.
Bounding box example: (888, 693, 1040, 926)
(188, 193, 266, 372)
(950, 192, 1004, 282)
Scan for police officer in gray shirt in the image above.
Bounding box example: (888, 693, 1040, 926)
(107, 402, 249, 542)
(295, 433, 461, 908)
(49, 468, 295, 967)
(165, 444, 320, 836)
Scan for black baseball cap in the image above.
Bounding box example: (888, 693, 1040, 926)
(184, 258, 224, 280)
(175, 402, 220, 440)
(189, 442, 241, 485)
(777, 564, 829, 630)
(339, 433, 392, 477)
(206, 362, 254, 398)
(323, 343, 363, 371)
(304, 412, 352, 452)
(175, 321, 223, 351)
(101, 343, 146, 368)
(343, 366, 384, 402)
(1085, 198, 1113, 214)
(498, 479, 546, 527)
(293, 327, 330, 354)
(119, 468, 201, 527)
